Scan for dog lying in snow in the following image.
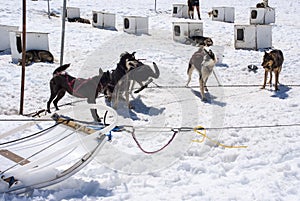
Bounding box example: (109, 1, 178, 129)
(187, 36, 214, 47)
(19, 50, 54, 66)
(186, 46, 217, 101)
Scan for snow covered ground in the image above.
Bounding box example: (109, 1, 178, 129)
(0, 0, 300, 200)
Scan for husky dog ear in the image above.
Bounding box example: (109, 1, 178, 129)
(120, 52, 129, 58)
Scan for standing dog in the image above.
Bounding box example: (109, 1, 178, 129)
(186, 46, 217, 101)
(107, 52, 160, 109)
(47, 64, 111, 121)
(261, 49, 284, 91)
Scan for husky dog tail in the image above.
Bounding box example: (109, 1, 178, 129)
(152, 62, 160, 79)
(52, 63, 71, 76)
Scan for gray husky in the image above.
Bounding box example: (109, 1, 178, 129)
(186, 46, 217, 101)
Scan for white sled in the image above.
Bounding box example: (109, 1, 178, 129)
(0, 104, 117, 194)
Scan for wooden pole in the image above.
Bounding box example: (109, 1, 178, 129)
(20, 0, 26, 115)
(60, 0, 67, 66)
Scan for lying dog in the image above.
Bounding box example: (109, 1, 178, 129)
(186, 46, 217, 101)
(20, 50, 54, 66)
(261, 49, 284, 91)
(68, 17, 91, 24)
(188, 36, 214, 47)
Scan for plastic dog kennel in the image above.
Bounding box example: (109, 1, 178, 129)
(66, 7, 80, 19)
(123, 16, 149, 35)
(9, 31, 49, 63)
(211, 7, 235, 23)
(92, 11, 116, 30)
(234, 24, 272, 50)
(172, 21, 203, 43)
(250, 7, 275, 24)
(172, 4, 189, 19)
(0, 25, 18, 51)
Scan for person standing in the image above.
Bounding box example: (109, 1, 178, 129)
(187, 0, 194, 19)
(192, 0, 201, 20)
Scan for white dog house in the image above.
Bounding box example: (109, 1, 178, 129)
(123, 16, 149, 35)
(9, 31, 49, 63)
(0, 25, 18, 51)
(66, 7, 80, 19)
(234, 25, 272, 50)
(92, 11, 116, 30)
(172, 21, 203, 43)
(211, 7, 235, 23)
(250, 7, 275, 24)
(172, 4, 189, 18)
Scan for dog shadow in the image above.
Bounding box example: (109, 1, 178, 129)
(0, 49, 10, 56)
(131, 95, 165, 116)
(191, 89, 226, 107)
(271, 84, 291, 99)
(215, 63, 229, 68)
(105, 96, 165, 120)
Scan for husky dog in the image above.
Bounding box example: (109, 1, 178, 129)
(188, 36, 214, 47)
(186, 46, 217, 101)
(68, 17, 91, 24)
(47, 64, 111, 121)
(261, 49, 284, 91)
(20, 50, 54, 66)
(108, 52, 160, 109)
(208, 10, 218, 18)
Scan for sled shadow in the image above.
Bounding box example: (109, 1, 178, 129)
(191, 89, 226, 107)
(27, 180, 112, 200)
(271, 84, 290, 99)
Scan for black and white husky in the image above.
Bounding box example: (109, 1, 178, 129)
(186, 46, 217, 101)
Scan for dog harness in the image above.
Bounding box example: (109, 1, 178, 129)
(64, 74, 101, 98)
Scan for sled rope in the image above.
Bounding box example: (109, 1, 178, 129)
(144, 84, 300, 89)
(192, 126, 248, 148)
(121, 126, 178, 154)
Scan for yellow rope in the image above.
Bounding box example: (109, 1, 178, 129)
(192, 126, 248, 148)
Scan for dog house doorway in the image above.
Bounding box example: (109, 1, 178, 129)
(124, 18, 130, 29)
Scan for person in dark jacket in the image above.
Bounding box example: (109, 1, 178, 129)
(187, 0, 194, 19)
(192, 0, 201, 20)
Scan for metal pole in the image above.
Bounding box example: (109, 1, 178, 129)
(60, 0, 67, 66)
(154, 0, 157, 12)
(47, 0, 51, 19)
(20, 0, 26, 115)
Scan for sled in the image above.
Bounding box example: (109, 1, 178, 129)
(0, 104, 117, 194)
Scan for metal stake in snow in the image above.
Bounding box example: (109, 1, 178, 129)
(20, 0, 26, 115)
(60, 0, 67, 66)
(47, 0, 51, 19)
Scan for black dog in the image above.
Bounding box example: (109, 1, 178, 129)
(68, 17, 91, 24)
(105, 52, 141, 108)
(188, 36, 214, 47)
(106, 52, 160, 109)
(47, 64, 111, 121)
(261, 49, 284, 91)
